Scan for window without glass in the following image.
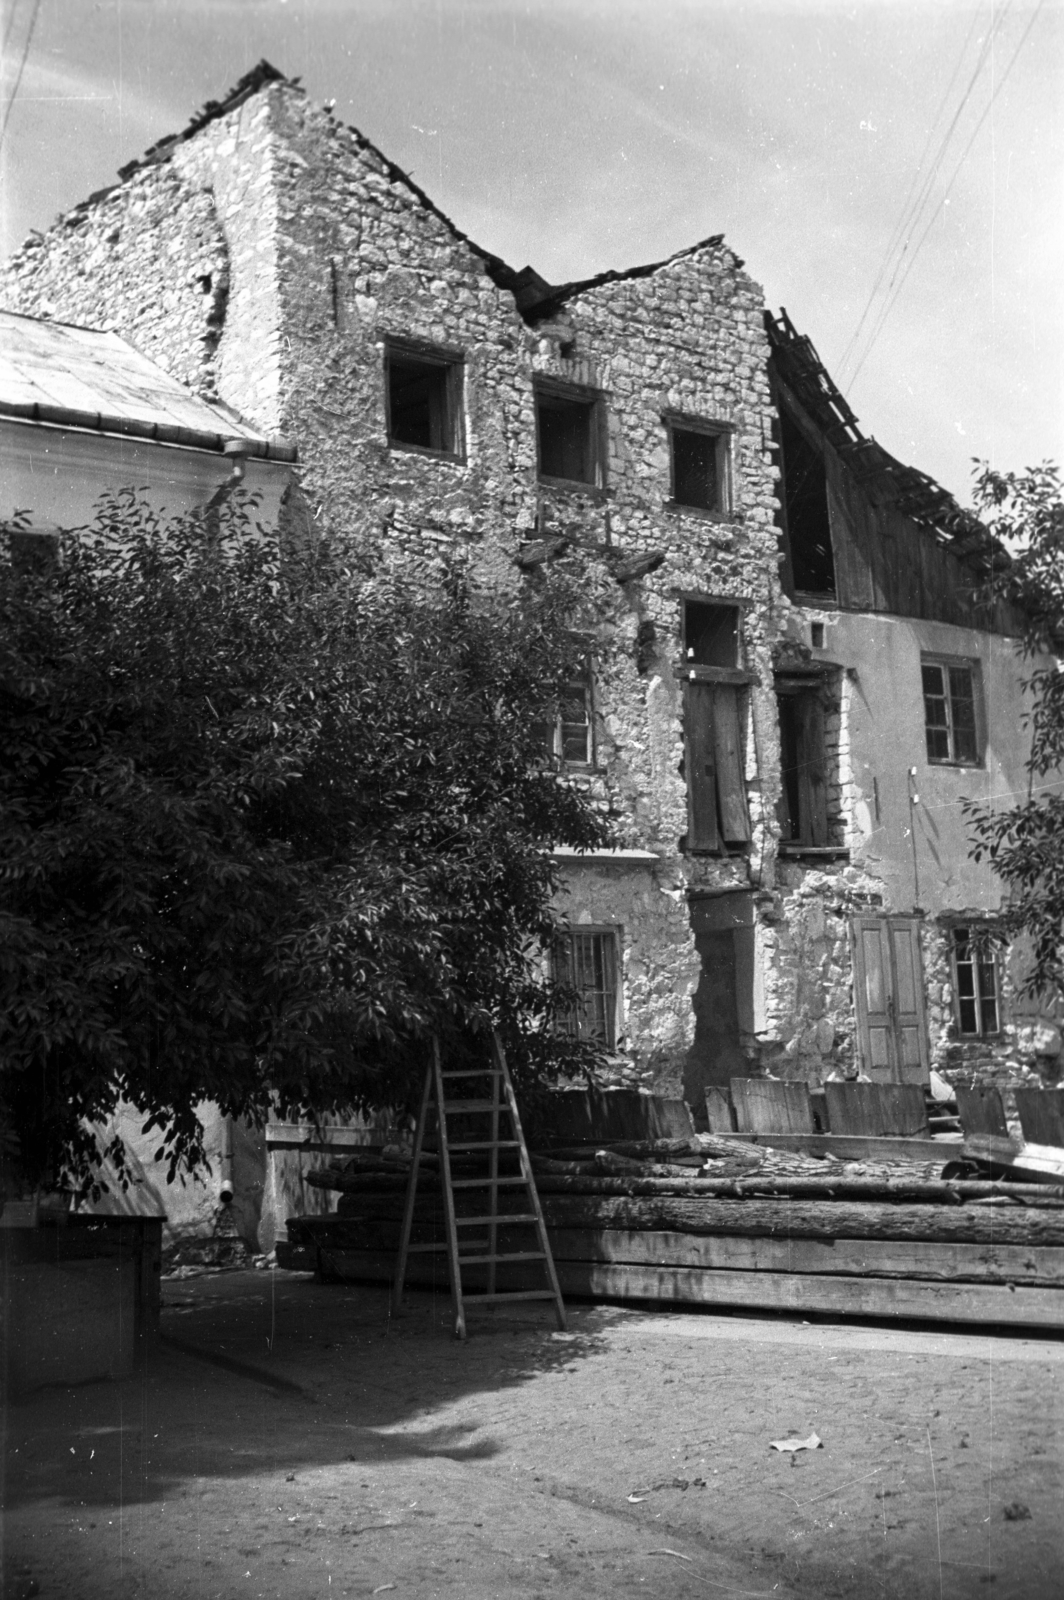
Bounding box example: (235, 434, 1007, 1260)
(535, 382, 602, 487)
(535, 671, 593, 766)
(668, 421, 728, 513)
(385, 341, 463, 455)
(778, 402, 835, 595)
(776, 685, 828, 846)
(921, 657, 980, 765)
(684, 600, 739, 668)
(681, 600, 751, 852)
(951, 926, 1001, 1036)
(553, 929, 619, 1049)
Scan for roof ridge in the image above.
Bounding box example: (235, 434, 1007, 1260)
(117, 59, 297, 181)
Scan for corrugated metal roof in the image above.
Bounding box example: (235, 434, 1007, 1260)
(0, 310, 296, 460)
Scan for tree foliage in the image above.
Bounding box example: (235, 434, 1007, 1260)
(964, 461, 1064, 999)
(0, 493, 612, 1193)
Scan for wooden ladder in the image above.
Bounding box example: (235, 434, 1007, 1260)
(392, 1031, 566, 1340)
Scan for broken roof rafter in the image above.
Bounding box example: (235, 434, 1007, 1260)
(765, 308, 1008, 572)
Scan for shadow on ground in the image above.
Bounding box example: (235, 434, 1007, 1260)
(5, 1269, 613, 1511)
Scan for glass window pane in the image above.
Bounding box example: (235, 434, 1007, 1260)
(949, 668, 978, 763)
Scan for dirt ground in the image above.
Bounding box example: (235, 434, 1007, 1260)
(4, 1269, 1063, 1600)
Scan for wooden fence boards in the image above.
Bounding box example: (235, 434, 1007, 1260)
(824, 1082, 929, 1137)
(1015, 1090, 1064, 1149)
(956, 1085, 1010, 1140)
(730, 1078, 815, 1134)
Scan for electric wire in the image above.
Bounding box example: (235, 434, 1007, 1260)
(839, 5, 1011, 383)
(0, 0, 41, 148)
(849, 0, 1045, 390)
(837, 7, 986, 380)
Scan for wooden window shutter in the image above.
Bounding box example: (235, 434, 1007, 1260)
(685, 681, 719, 851)
(800, 690, 828, 846)
(713, 685, 751, 843)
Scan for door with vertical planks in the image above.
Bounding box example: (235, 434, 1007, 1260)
(851, 915, 930, 1084)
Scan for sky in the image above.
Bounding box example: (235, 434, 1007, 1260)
(1, 0, 1060, 506)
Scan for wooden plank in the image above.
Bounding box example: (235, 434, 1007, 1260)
(963, 1134, 1064, 1184)
(545, 1227, 1064, 1287)
(825, 1082, 929, 1138)
(317, 1250, 1064, 1329)
(851, 918, 896, 1080)
(266, 1125, 389, 1150)
(712, 686, 751, 843)
(704, 1087, 736, 1133)
(685, 681, 719, 851)
(552, 1261, 1064, 1329)
(538, 1194, 1064, 1247)
(730, 1078, 814, 1135)
(1015, 1090, 1064, 1149)
(288, 1220, 1064, 1291)
(706, 1131, 945, 1162)
(890, 921, 931, 1085)
(956, 1085, 1010, 1139)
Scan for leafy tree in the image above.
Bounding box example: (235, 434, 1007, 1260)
(0, 493, 611, 1194)
(964, 461, 1064, 998)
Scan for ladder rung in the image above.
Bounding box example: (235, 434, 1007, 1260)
(458, 1251, 546, 1265)
(454, 1213, 538, 1225)
(461, 1290, 559, 1304)
(448, 1140, 520, 1151)
(443, 1100, 499, 1113)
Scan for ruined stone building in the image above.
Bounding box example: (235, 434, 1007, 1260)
(3, 61, 1056, 1232)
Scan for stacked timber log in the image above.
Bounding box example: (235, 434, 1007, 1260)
(285, 1126, 1064, 1331)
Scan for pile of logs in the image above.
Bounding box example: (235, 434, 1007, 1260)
(287, 1131, 1064, 1330)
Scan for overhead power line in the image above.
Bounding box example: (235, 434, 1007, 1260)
(0, 0, 42, 150)
(838, 4, 1011, 384)
(848, 0, 1046, 390)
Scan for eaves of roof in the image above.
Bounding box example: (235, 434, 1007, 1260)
(0, 400, 298, 462)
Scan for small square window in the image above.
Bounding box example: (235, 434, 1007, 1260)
(552, 929, 620, 1049)
(951, 926, 1001, 1036)
(921, 657, 980, 765)
(535, 382, 602, 487)
(385, 341, 463, 456)
(683, 600, 739, 668)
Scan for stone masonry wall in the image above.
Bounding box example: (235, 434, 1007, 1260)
(1, 74, 788, 1096)
(3, 164, 230, 399)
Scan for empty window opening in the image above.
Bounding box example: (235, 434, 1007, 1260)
(810, 621, 825, 649)
(536, 385, 600, 486)
(776, 687, 828, 846)
(922, 658, 979, 765)
(671, 425, 725, 512)
(779, 405, 835, 595)
(684, 600, 739, 668)
(951, 926, 1001, 1036)
(553, 930, 619, 1049)
(386, 343, 462, 455)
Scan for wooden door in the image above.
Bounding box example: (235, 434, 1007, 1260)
(851, 915, 930, 1084)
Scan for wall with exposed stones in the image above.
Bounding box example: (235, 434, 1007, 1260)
(5, 65, 1049, 1166)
